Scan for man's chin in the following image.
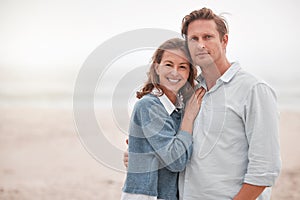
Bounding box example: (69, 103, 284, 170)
(195, 58, 215, 68)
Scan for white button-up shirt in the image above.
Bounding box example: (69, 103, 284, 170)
(179, 62, 281, 200)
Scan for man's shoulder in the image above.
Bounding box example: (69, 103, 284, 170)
(233, 68, 277, 98)
(235, 68, 268, 87)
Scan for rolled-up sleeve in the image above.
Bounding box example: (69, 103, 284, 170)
(244, 83, 281, 186)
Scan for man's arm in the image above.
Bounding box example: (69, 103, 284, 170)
(233, 183, 266, 200)
(237, 83, 281, 199)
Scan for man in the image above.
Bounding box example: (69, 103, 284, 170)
(124, 7, 281, 200)
(178, 7, 281, 200)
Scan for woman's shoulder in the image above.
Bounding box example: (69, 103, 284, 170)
(135, 94, 161, 108)
(132, 94, 166, 117)
(131, 94, 170, 125)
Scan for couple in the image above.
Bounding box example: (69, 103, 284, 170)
(121, 8, 281, 200)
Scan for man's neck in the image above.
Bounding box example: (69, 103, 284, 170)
(200, 59, 231, 90)
(216, 59, 231, 76)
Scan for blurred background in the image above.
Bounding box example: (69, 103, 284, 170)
(0, 0, 299, 199)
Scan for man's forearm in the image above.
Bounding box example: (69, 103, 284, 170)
(233, 183, 266, 200)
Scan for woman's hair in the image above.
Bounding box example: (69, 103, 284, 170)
(136, 38, 196, 102)
(181, 7, 229, 41)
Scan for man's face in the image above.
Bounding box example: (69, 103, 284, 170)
(186, 19, 227, 67)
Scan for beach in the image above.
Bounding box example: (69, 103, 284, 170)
(1, 0, 300, 199)
(0, 106, 299, 199)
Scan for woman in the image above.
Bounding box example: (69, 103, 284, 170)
(121, 38, 205, 200)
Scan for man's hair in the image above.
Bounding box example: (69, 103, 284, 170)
(181, 7, 229, 41)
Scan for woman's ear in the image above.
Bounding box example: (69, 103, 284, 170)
(154, 63, 160, 75)
(193, 66, 197, 78)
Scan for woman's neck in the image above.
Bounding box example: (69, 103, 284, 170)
(161, 87, 177, 105)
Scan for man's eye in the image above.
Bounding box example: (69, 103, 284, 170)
(205, 35, 212, 39)
(165, 63, 172, 67)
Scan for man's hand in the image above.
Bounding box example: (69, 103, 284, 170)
(123, 139, 129, 168)
(123, 150, 128, 168)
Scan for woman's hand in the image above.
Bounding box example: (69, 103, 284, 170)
(180, 87, 206, 134)
(185, 87, 206, 120)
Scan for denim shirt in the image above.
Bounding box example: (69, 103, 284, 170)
(122, 93, 193, 200)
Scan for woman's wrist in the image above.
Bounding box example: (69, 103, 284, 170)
(180, 115, 194, 134)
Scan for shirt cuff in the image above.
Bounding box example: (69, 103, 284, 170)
(244, 172, 280, 186)
(177, 130, 193, 145)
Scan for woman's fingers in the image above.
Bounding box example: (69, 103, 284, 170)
(194, 87, 206, 104)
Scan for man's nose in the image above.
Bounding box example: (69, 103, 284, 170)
(196, 41, 205, 49)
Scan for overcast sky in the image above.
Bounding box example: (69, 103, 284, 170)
(0, 0, 299, 89)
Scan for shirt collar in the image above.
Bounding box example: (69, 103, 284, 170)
(219, 62, 241, 83)
(152, 88, 177, 116)
(196, 62, 241, 88)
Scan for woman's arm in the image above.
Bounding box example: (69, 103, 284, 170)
(128, 88, 205, 172)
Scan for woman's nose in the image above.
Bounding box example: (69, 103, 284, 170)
(170, 67, 179, 75)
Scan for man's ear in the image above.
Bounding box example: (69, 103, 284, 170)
(222, 34, 228, 49)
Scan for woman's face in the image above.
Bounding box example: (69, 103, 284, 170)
(155, 49, 190, 95)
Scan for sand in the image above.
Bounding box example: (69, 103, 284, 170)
(0, 107, 299, 199)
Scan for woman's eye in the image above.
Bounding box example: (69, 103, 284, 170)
(180, 65, 188, 69)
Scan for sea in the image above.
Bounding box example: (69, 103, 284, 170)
(1, 50, 299, 112)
